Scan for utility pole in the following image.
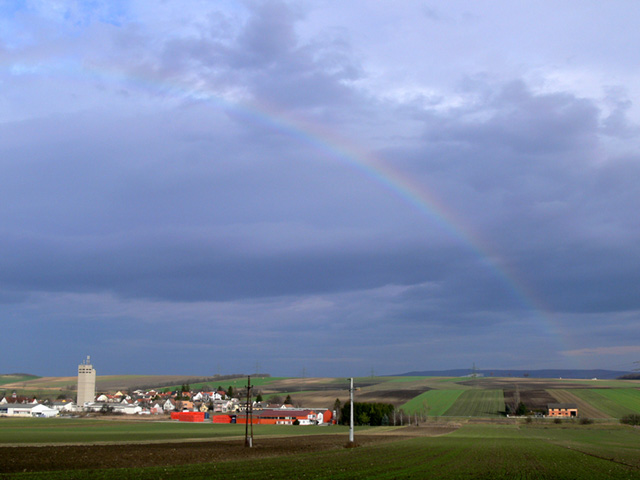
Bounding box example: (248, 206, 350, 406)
(244, 375, 253, 448)
(349, 377, 355, 444)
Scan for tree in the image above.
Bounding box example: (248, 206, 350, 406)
(333, 398, 341, 423)
(227, 386, 234, 398)
(256, 393, 263, 402)
(357, 412, 370, 425)
(620, 414, 640, 426)
(515, 402, 527, 416)
(284, 394, 292, 404)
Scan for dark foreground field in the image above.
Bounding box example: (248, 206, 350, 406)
(0, 429, 445, 474)
(1, 422, 639, 479)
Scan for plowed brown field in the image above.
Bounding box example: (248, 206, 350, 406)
(0, 426, 457, 474)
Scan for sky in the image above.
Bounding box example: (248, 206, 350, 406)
(1, 1, 639, 378)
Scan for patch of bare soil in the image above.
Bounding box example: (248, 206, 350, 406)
(504, 389, 557, 411)
(0, 427, 458, 473)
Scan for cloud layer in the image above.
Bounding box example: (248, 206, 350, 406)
(1, 1, 639, 376)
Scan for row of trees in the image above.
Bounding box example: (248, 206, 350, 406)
(339, 401, 395, 426)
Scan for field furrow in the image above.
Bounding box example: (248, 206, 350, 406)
(400, 389, 464, 416)
(547, 389, 609, 418)
(443, 389, 504, 417)
(570, 389, 640, 418)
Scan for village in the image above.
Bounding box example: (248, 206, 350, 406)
(0, 357, 335, 425)
(0, 386, 335, 425)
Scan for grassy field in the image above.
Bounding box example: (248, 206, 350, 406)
(2, 421, 639, 479)
(400, 390, 464, 416)
(443, 389, 505, 417)
(0, 418, 355, 445)
(0, 375, 40, 387)
(569, 388, 640, 418)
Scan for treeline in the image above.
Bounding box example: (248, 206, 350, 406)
(340, 401, 395, 426)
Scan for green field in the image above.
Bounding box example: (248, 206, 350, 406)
(443, 389, 505, 416)
(176, 376, 286, 392)
(571, 388, 640, 418)
(400, 390, 464, 416)
(2, 421, 640, 479)
(0, 418, 357, 445)
(0, 375, 40, 387)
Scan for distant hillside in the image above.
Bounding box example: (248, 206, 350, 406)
(0, 374, 40, 386)
(397, 369, 632, 380)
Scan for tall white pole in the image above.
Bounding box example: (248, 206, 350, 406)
(349, 377, 354, 444)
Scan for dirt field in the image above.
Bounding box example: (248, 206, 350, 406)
(503, 389, 557, 411)
(0, 426, 457, 474)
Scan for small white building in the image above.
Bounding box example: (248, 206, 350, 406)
(0, 403, 58, 417)
(51, 401, 77, 413)
(163, 399, 176, 412)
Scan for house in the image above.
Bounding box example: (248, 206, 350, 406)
(51, 401, 77, 413)
(163, 398, 176, 412)
(212, 399, 232, 413)
(547, 403, 578, 417)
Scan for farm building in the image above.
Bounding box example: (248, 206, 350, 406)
(547, 403, 578, 417)
(0, 403, 58, 417)
(171, 411, 205, 422)
(234, 409, 333, 425)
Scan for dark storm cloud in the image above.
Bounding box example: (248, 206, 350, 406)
(383, 79, 640, 317)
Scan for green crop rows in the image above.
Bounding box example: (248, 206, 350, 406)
(443, 389, 505, 416)
(571, 388, 640, 418)
(400, 390, 464, 416)
(3, 424, 639, 479)
(0, 418, 354, 445)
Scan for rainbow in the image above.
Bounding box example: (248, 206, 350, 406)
(8, 60, 574, 364)
(161, 80, 572, 362)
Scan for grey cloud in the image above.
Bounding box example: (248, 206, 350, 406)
(2, 1, 640, 376)
(153, 1, 362, 110)
(424, 80, 600, 155)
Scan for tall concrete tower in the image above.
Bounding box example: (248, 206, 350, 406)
(77, 356, 96, 407)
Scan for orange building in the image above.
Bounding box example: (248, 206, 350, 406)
(547, 403, 578, 417)
(223, 409, 333, 425)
